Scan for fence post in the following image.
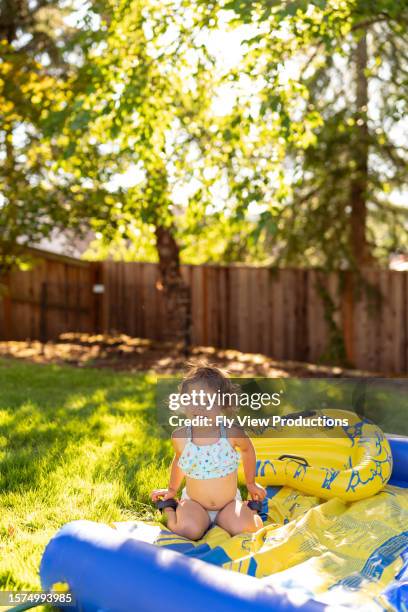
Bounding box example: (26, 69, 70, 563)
(91, 262, 104, 334)
(39, 282, 48, 343)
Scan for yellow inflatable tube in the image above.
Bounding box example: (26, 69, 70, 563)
(238, 409, 393, 501)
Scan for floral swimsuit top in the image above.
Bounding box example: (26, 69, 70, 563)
(178, 423, 240, 480)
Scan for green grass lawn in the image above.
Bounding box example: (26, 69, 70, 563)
(0, 358, 171, 594)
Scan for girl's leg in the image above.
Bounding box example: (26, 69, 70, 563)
(215, 500, 262, 536)
(164, 499, 210, 540)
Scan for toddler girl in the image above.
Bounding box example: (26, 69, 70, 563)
(151, 365, 266, 540)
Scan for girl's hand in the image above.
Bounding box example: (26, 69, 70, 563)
(151, 488, 177, 502)
(247, 482, 266, 501)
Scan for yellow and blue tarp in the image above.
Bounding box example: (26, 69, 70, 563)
(113, 482, 408, 610)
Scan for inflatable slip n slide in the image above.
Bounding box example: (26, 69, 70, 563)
(40, 411, 408, 611)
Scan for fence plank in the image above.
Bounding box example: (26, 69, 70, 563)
(192, 266, 204, 345)
(391, 271, 405, 373)
(228, 267, 240, 352)
(238, 267, 251, 353)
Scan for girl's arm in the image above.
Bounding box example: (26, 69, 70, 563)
(167, 445, 185, 494)
(233, 429, 266, 501)
(151, 437, 185, 501)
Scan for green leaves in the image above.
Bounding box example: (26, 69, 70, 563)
(2, 0, 407, 272)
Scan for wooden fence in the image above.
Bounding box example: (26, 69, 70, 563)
(1, 249, 408, 373)
(101, 262, 408, 373)
(0, 248, 99, 341)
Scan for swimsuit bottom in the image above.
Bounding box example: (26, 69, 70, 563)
(181, 487, 242, 524)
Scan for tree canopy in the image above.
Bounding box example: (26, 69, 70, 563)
(1, 0, 407, 274)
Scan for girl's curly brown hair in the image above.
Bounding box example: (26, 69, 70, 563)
(180, 363, 240, 414)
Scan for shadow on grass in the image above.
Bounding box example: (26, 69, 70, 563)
(0, 361, 163, 499)
(0, 361, 173, 589)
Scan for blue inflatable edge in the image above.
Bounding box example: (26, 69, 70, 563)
(381, 437, 408, 611)
(40, 436, 408, 612)
(389, 436, 408, 488)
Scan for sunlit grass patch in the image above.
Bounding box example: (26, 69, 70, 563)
(0, 358, 169, 591)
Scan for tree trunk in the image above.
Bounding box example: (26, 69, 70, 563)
(350, 31, 373, 267)
(155, 225, 191, 350)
